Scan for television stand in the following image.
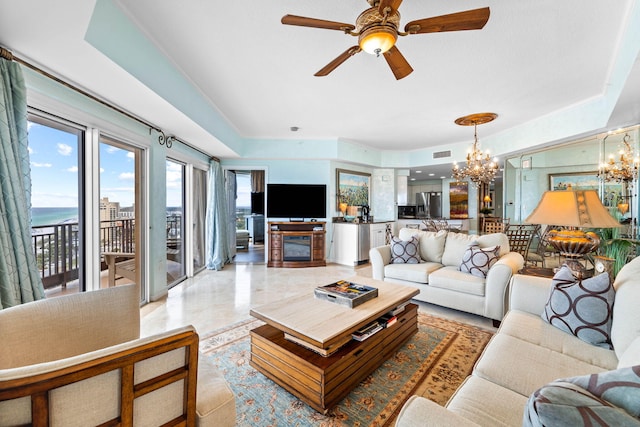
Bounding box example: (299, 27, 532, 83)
(268, 222, 326, 268)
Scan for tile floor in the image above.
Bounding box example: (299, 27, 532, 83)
(140, 261, 497, 338)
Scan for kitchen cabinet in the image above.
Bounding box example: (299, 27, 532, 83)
(370, 222, 393, 248)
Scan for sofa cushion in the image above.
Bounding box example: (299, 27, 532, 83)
(429, 266, 485, 296)
(399, 228, 448, 263)
(542, 266, 614, 349)
(524, 366, 640, 426)
(384, 261, 442, 284)
(441, 232, 509, 267)
(611, 256, 640, 360)
(459, 243, 500, 278)
(619, 337, 640, 369)
(474, 333, 609, 397)
(390, 235, 421, 264)
(447, 375, 529, 427)
(500, 311, 618, 370)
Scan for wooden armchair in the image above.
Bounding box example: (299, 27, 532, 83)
(0, 285, 235, 426)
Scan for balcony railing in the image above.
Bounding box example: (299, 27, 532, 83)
(33, 216, 183, 290)
(32, 218, 138, 289)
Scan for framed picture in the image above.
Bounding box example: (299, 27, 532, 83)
(549, 172, 599, 191)
(449, 181, 469, 219)
(548, 172, 624, 207)
(336, 169, 370, 206)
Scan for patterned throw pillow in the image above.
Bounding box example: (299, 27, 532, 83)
(524, 366, 640, 427)
(541, 265, 614, 349)
(459, 243, 500, 278)
(390, 236, 420, 264)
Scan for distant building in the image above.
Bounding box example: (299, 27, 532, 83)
(120, 205, 135, 219)
(100, 197, 120, 224)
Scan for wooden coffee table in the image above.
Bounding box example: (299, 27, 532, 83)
(249, 277, 419, 413)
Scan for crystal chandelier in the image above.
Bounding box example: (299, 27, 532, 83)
(452, 113, 499, 187)
(598, 133, 639, 186)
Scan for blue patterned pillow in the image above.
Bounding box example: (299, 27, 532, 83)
(459, 243, 500, 278)
(542, 265, 614, 349)
(390, 236, 420, 264)
(524, 366, 640, 426)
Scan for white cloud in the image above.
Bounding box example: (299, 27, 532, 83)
(106, 146, 119, 154)
(127, 152, 135, 159)
(119, 172, 135, 180)
(67, 166, 78, 172)
(27, 146, 34, 154)
(31, 162, 52, 168)
(100, 168, 105, 173)
(57, 143, 73, 156)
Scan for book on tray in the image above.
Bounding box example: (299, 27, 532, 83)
(314, 280, 378, 308)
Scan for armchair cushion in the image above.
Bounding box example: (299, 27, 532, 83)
(542, 266, 614, 349)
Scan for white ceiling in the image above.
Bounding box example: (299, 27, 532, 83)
(1, 0, 639, 177)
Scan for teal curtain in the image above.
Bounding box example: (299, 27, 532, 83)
(0, 59, 44, 309)
(205, 159, 232, 270)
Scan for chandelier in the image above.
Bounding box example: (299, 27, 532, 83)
(452, 113, 499, 186)
(598, 133, 639, 186)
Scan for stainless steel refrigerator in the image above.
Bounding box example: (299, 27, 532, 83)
(416, 192, 442, 218)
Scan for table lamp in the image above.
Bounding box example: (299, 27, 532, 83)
(525, 190, 620, 276)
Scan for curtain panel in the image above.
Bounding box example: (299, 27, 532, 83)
(205, 159, 232, 270)
(0, 59, 45, 309)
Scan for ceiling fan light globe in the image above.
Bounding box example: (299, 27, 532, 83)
(359, 26, 397, 55)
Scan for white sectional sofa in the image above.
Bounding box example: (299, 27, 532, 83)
(369, 228, 524, 323)
(395, 256, 640, 426)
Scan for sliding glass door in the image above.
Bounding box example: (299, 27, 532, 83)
(28, 114, 84, 296)
(99, 136, 145, 302)
(167, 159, 186, 287)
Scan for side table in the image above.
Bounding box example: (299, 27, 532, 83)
(518, 266, 556, 278)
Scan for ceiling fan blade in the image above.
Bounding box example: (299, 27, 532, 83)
(378, 0, 403, 15)
(281, 15, 355, 32)
(383, 45, 413, 80)
(315, 46, 361, 76)
(404, 7, 490, 34)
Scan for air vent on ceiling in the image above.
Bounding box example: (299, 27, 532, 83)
(433, 150, 451, 159)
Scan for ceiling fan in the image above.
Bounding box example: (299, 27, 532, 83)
(281, 0, 490, 80)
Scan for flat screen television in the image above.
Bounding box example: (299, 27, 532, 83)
(250, 192, 264, 214)
(266, 184, 327, 219)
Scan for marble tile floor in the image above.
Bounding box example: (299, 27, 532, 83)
(140, 262, 497, 338)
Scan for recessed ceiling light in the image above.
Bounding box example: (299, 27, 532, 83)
(440, 176, 446, 179)
(415, 170, 422, 174)
(410, 178, 416, 181)
(428, 173, 435, 176)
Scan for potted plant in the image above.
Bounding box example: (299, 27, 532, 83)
(479, 207, 493, 216)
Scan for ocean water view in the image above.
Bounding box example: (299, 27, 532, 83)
(31, 207, 78, 227)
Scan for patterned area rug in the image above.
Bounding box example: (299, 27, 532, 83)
(200, 313, 493, 427)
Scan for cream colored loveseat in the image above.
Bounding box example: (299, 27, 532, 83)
(0, 284, 235, 426)
(369, 228, 524, 323)
(395, 256, 640, 426)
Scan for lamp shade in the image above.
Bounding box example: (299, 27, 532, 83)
(525, 190, 620, 228)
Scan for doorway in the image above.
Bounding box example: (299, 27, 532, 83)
(230, 169, 265, 264)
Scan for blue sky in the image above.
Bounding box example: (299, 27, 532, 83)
(28, 121, 182, 208)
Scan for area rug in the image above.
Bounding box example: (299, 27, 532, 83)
(199, 314, 493, 427)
